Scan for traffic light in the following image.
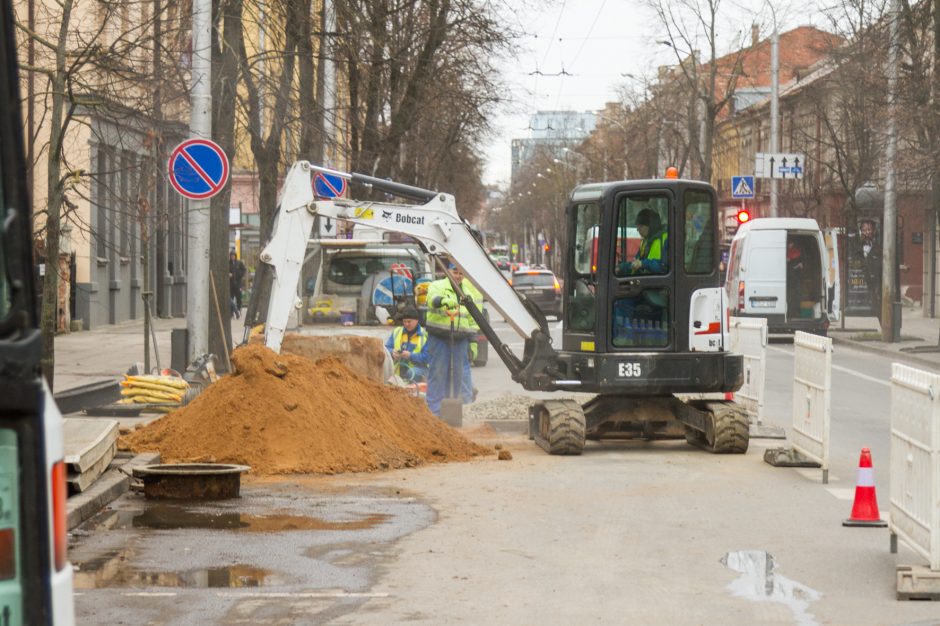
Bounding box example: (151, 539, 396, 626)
(736, 208, 751, 224)
(543, 243, 550, 253)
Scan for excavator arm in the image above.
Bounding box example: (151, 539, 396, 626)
(258, 161, 565, 390)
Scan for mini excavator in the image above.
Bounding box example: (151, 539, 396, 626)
(255, 161, 748, 455)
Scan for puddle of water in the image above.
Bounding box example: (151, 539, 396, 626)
(88, 505, 389, 532)
(74, 548, 273, 590)
(721, 550, 821, 626)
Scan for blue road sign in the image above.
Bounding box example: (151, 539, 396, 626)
(313, 172, 348, 198)
(731, 175, 755, 199)
(168, 139, 230, 200)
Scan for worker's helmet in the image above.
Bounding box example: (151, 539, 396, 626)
(636, 208, 661, 231)
(399, 305, 420, 321)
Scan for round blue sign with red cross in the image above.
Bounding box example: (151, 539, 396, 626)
(313, 171, 347, 199)
(168, 138, 230, 200)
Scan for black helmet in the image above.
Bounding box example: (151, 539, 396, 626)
(399, 305, 420, 321)
(636, 208, 661, 231)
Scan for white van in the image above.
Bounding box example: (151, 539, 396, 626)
(726, 217, 840, 335)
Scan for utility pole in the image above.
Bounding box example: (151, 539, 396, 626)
(769, 26, 779, 218)
(322, 0, 336, 166)
(882, 0, 900, 342)
(186, 0, 211, 361)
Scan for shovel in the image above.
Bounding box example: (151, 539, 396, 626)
(439, 309, 463, 428)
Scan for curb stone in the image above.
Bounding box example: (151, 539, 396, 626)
(829, 334, 940, 373)
(67, 451, 160, 530)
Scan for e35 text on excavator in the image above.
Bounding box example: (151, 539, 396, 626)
(256, 162, 748, 456)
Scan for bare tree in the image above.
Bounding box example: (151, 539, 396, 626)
(792, 1, 889, 224)
(336, 0, 515, 202)
(16, 0, 187, 388)
(645, 0, 749, 181)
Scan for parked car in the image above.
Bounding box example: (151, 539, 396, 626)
(510, 269, 562, 318)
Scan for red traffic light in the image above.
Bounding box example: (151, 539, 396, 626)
(736, 209, 751, 223)
(543, 244, 550, 252)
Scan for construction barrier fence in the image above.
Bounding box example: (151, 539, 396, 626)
(791, 331, 832, 473)
(729, 317, 767, 426)
(889, 363, 940, 571)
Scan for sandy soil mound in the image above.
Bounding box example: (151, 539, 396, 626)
(122, 344, 489, 475)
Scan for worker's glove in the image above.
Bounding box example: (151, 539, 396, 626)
(469, 342, 478, 361)
(439, 294, 459, 310)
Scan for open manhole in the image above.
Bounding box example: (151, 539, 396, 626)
(132, 464, 250, 500)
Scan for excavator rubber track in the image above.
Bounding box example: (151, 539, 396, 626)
(684, 400, 749, 454)
(529, 399, 586, 455)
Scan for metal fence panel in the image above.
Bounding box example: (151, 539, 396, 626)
(890, 363, 940, 571)
(791, 331, 832, 470)
(729, 317, 767, 424)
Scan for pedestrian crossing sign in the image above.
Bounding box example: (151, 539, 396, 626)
(731, 176, 755, 199)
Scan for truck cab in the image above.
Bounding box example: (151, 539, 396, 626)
(0, 0, 76, 620)
(301, 227, 433, 326)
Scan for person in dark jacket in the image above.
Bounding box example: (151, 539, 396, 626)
(229, 250, 247, 319)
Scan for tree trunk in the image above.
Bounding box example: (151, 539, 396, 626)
(39, 198, 61, 390)
(208, 0, 242, 369)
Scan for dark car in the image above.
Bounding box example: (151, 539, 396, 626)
(510, 269, 562, 318)
(493, 255, 511, 271)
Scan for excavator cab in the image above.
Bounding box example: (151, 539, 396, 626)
(527, 177, 748, 455)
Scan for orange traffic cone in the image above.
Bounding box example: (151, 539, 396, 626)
(843, 448, 887, 527)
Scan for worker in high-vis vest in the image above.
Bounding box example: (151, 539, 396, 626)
(384, 305, 428, 382)
(424, 262, 483, 415)
(622, 208, 668, 275)
(614, 208, 669, 345)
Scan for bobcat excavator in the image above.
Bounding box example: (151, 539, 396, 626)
(257, 161, 748, 455)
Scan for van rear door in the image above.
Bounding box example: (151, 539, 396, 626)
(824, 229, 841, 322)
(743, 229, 786, 316)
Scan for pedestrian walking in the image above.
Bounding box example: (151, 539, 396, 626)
(229, 250, 246, 319)
(424, 261, 482, 415)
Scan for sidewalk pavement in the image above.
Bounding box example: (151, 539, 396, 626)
(53, 313, 249, 394)
(53, 304, 940, 398)
(828, 304, 940, 374)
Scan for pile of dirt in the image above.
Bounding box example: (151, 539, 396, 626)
(121, 344, 489, 475)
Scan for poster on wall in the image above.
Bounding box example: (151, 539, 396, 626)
(844, 215, 882, 318)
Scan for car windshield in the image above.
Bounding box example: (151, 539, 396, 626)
(513, 273, 554, 287)
(327, 255, 420, 285)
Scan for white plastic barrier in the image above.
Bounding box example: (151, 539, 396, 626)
(889, 363, 940, 571)
(729, 317, 768, 425)
(791, 331, 832, 477)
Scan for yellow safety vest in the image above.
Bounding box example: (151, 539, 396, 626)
(392, 326, 426, 376)
(425, 277, 483, 338)
(393, 326, 426, 354)
(638, 231, 667, 260)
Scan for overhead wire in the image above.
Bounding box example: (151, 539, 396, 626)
(553, 0, 608, 110)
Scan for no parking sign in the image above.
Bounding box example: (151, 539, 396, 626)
(168, 138, 230, 200)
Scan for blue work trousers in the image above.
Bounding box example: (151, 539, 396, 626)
(425, 334, 473, 416)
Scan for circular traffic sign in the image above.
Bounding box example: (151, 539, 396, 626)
(168, 138, 230, 200)
(313, 171, 347, 199)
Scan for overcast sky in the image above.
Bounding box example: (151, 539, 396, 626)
(482, 0, 829, 187)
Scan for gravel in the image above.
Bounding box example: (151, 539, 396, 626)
(464, 393, 593, 422)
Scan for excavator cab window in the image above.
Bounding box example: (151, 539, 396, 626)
(611, 194, 671, 348)
(684, 190, 715, 274)
(566, 202, 599, 332)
